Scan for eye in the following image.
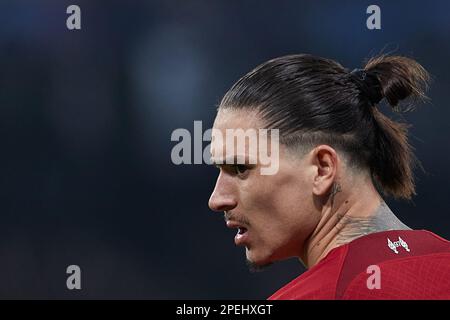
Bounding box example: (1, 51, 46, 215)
(233, 164, 249, 176)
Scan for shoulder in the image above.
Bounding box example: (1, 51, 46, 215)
(339, 229, 450, 299)
(342, 252, 450, 299)
(269, 229, 450, 300)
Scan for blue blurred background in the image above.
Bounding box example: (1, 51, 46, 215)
(0, 0, 449, 299)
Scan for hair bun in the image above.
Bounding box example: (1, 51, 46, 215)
(350, 68, 383, 105)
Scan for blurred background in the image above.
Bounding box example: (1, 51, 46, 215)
(0, 0, 449, 299)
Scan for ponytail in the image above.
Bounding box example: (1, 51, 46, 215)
(363, 55, 430, 199)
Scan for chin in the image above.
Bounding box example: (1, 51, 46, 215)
(245, 248, 274, 272)
(245, 258, 273, 272)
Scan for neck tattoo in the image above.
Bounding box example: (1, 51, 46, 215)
(334, 201, 411, 247)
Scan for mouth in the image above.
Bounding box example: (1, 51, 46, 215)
(226, 220, 249, 246)
(237, 227, 247, 235)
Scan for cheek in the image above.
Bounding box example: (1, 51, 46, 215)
(247, 173, 318, 244)
(261, 171, 313, 218)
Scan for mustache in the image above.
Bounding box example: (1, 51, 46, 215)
(224, 211, 250, 226)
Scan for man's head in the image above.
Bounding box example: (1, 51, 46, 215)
(208, 54, 429, 269)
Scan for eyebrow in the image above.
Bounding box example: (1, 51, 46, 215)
(210, 155, 249, 166)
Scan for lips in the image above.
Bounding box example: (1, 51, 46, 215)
(226, 220, 249, 246)
(237, 227, 247, 235)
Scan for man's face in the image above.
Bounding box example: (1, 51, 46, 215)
(208, 108, 320, 268)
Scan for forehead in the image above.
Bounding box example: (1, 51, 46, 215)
(213, 108, 263, 130)
(210, 108, 270, 164)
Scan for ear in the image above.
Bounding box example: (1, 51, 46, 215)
(311, 145, 338, 196)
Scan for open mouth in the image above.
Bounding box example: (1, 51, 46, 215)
(225, 220, 249, 245)
(238, 227, 248, 235)
(234, 226, 249, 246)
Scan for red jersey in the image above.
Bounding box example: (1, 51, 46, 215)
(269, 230, 450, 300)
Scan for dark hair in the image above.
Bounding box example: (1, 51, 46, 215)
(219, 54, 430, 200)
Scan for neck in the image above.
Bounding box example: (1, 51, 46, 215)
(301, 177, 410, 268)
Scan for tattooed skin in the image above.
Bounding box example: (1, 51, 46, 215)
(329, 181, 342, 208)
(304, 181, 411, 265)
(334, 200, 411, 247)
(305, 181, 410, 267)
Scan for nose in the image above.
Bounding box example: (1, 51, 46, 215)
(208, 174, 238, 213)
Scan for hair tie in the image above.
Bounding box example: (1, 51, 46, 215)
(350, 68, 383, 105)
